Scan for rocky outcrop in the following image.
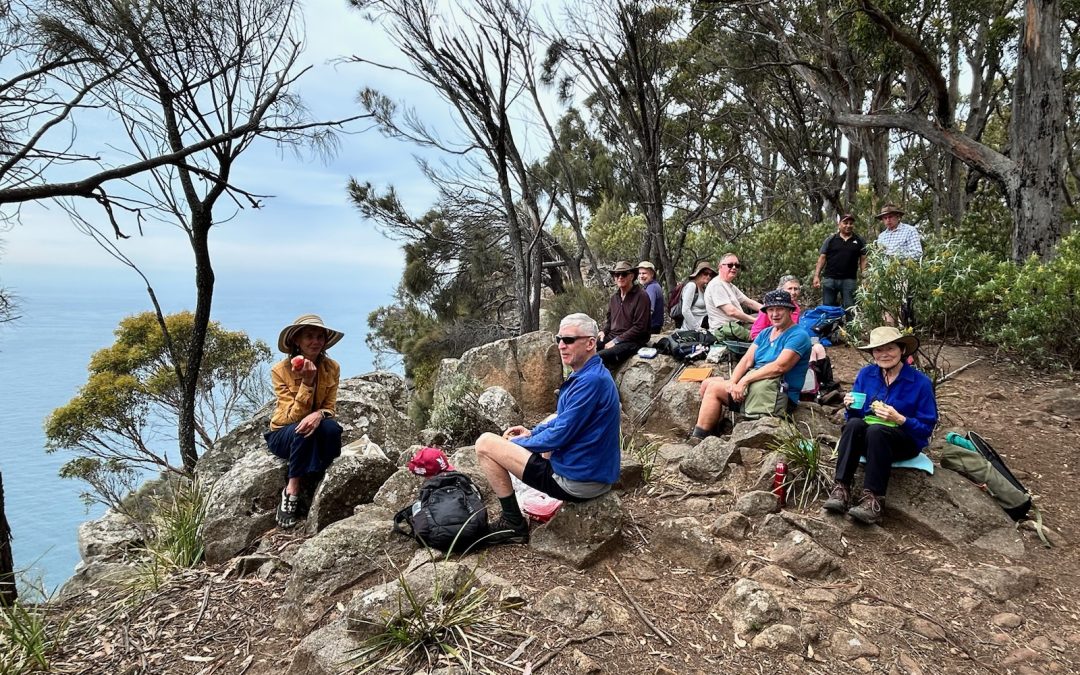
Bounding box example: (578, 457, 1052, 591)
(529, 492, 623, 568)
(77, 509, 145, 563)
(718, 578, 783, 634)
(305, 441, 396, 533)
(477, 386, 522, 432)
(650, 517, 733, 572)
(435, 331, 563, 416)
(278, 505, 416, 630)
(680, 436, 739, 482)
(202, 451, 287, 565)
(58, 561, 141, 602)
(885, 467, 1017, 550)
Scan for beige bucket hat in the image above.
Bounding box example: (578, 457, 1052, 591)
(857, 326, 919, 358)
(278, 314, 344, 354)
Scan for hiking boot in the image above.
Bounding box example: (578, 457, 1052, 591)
(817, 389, 844, 406)
(822, 483, 850, 514)
(848, 490, 883, 525)
(484, 515, 530, 546)
(276, 489, 300, 530)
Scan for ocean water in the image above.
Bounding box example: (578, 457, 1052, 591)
(0, 270, 395, 594)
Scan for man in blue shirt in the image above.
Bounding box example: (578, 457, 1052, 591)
(474, 313, 622, 545)
(690, 290, 811, 441)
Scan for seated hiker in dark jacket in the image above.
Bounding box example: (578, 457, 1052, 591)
(597, 260, 651, 370)
(823, 327, 938, 525)
(474, 313, 622, 546)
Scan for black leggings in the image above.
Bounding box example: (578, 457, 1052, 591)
(834, 417, 919, 497)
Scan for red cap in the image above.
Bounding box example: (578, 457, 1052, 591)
(407, 447, 455, 477)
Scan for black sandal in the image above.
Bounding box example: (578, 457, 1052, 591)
(277, 488, 299, 529)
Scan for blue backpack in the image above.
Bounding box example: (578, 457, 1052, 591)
(798, 305, 847, 346)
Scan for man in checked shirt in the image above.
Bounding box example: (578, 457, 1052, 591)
(874, 203, 922, 327)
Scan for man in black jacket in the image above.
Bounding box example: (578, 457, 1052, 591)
(596, 260, 651, 371)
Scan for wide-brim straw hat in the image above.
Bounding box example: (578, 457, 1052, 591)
(858, 326, 919, 357)
(610, 260, 639, 274)
(278, 314, 344, 354)
(688, 261, 716, 278)
(874, 204, 905, 220)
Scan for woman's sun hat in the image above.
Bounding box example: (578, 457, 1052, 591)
(688, 260, 716, 278)
(278, 314, 344, 354)
(760, 289, 797, 311)
(858, 326, 919, 357)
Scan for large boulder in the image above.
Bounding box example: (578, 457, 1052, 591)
(730, 418, 786, 449)
(435, 331, 563, 417)
(477, 386, 522, 432)
(196, 408, 273, 484)
(613, 355, 703, 436)
(680, 437, 739, 483)
(336, 374, 418, 461)
(286, 620, 363, 675)
(202, 450, 287, 565)
(77, 509, 145, 563)
(58, 561, 141, 602)
(884, 467, 1016, 549)
(372, 469, 425, 513)
(529, 492, 623, 568)
(277, 505, 416, 630)
(650, 517, 733, 572)
(306, 441, 397, 533)
(718, 578, 783, 634)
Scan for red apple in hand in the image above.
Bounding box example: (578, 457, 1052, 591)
(291, 356, 306, 371)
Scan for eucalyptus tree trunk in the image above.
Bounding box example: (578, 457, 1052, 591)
(0, 472, 16, 606)
(1007, 0, 1065, 261)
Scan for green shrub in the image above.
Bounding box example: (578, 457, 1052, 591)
(428, 375, 490, 445)
(735, 220, 835, 300)
(768, 419, 834, 511)
(979, 231, 1080, 368)
(849, 237, 1001, 342)
(541, 284, 610, 333)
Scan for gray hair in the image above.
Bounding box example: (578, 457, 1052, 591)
(560, 313, 598, 336)
(777, 275, 800, 289)
(719, 252, 739, 264)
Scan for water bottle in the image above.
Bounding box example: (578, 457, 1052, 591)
(772, 462, 787, 506)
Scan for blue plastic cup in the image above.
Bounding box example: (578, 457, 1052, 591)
(849, 391, 867, 409)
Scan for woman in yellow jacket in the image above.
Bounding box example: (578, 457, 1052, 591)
(265, 314, 344, 529)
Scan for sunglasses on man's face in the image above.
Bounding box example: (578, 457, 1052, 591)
(612, 271, 633, 278)
(554, 334, 593, 345)
(721, 263, 742, 270)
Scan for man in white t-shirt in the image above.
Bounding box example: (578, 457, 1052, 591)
(704, 253, 761, 341)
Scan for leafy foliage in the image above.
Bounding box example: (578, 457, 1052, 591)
(45, 312, 270, 510)
(980, 231, 1080, 368)
(540, 284, 610, 334)
(427, 375, 490, 446)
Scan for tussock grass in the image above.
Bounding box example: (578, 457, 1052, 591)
(768, 419, 834, 510)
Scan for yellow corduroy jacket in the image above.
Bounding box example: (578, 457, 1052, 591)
(269, 355, 340, 430)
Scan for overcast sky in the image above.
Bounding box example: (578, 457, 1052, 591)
(0, 1, 456, 294)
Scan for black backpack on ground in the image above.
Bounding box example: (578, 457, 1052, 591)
(393, 471, 489, 553)
(654, 329, 716, 362)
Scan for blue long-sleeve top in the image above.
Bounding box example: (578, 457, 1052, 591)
(511, 354, 622, 484)
(846, 362, 938, 449)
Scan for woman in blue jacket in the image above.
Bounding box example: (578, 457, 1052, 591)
(823, 327, 937, 524)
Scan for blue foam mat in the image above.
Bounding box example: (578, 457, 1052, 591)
(859, 452, 934, 475)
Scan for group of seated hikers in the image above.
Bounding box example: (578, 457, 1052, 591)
(264, 261, 938, 542)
